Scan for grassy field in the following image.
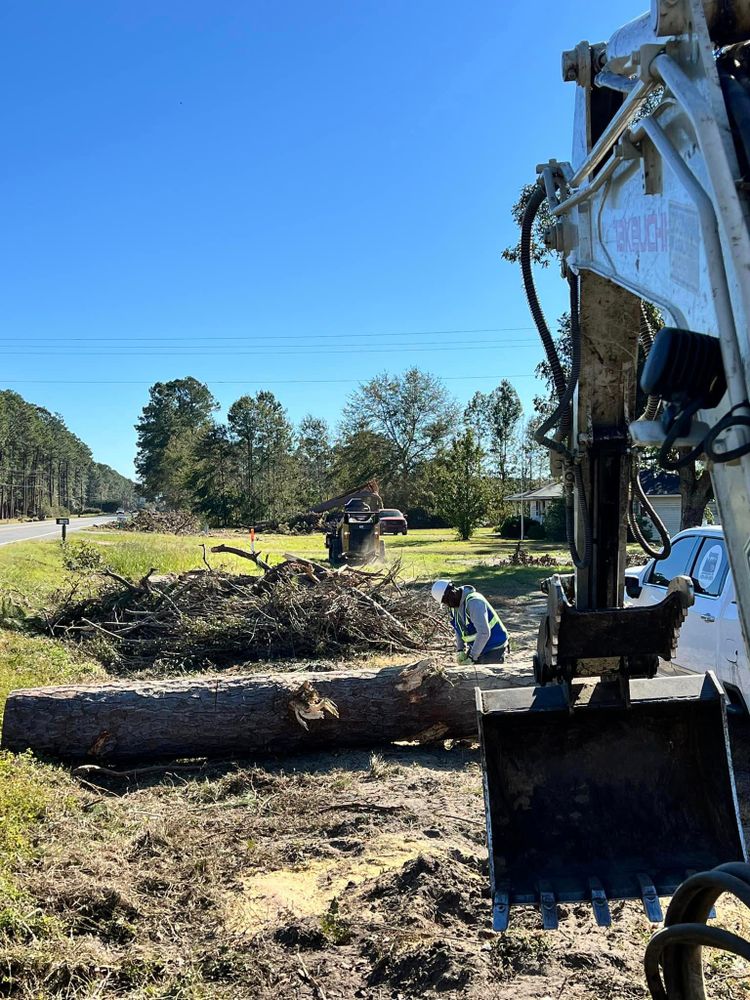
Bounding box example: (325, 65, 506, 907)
(0, 528, 748, 998)
(0, 524, 571, 727)
(0, 526, 571, 605)
(0, 524, 572, 996)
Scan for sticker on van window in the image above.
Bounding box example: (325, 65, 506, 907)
(696, 544, 723, 591)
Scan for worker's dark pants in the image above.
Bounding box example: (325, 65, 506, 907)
(475, 644, 507, 665)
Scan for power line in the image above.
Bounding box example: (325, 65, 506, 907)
(23, 325, 536, 344)
(1, 373, 540, 386)
(3, 340, 539, 359)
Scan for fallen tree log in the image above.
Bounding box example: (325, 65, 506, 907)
(1, 660, 528, 762)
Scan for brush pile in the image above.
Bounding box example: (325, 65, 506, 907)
(45, 552, 450, 673)
(503, 543, 563, 567)
(106, 509, 202, 535)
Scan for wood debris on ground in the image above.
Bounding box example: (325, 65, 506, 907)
(42, 549, 451, 672)
(103, 508, 202, 534)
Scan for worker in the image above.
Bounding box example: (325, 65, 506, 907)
(430, 579, 509, 664)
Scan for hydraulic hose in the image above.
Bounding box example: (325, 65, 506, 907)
(531, 274, 579, 459)
(639, 303, 660, 422)
(521, 183, 567, 400)
(564, 461, 592, 570)
(627, 302, 671, 558)
(627, 455, 672, 560)
(645, 862, 750, 1000)
(520, 179, 590, 568)
(563, 277, 591, 569)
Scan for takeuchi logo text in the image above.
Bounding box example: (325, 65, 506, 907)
(614, 212, 668, 252)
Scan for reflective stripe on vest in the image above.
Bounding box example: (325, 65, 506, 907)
(453, 593, 504, 645)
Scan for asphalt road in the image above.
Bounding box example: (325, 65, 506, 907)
(0, 516, 115, 547)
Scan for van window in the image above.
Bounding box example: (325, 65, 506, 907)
(691, 537, 729, 597)
(648, 536, 700, 587)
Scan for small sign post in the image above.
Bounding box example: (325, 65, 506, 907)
(56, 517, 70, 542)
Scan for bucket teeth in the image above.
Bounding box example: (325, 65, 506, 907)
(589, 877, 611, 926)
(538, 882, 559, 930)
(492, 888, 510, 931)
(637, 873, 664, 922)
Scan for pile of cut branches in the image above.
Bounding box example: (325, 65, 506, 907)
(44, 549, 450, 673)
(106, 509, 202, 535)
(502, 543, 563, 567)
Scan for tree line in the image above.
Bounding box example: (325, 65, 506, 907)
(0, 390, 138, 519)
(134, 370, 547, 529)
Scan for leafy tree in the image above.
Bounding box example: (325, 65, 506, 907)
(464, 379, 523, 481)
(227, 391, 294, 522)
(135, 378, 217, 506)
(342, 368, 457, 505)
(427, 429, 488, 541)
(87, 462, 139, 511)
(501, 182, 556, 267)
(0, 390, 138, 518)
(295, 415, 334, 508)
(331, 427, 393, 497)
(188, 424, 238, 527)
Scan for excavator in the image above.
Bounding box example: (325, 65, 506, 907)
(477, 1, 750, 993)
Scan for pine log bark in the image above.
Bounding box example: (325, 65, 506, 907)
(1, 661, 522, 762)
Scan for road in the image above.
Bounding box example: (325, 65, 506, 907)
(0, 516, 115, 547)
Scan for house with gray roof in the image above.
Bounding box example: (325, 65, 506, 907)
(508, 472, 717, 537)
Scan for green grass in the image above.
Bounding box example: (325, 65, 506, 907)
(0, 632, 103, 727)
(385, 528, 571, 600)
(0, 750, 71, 944)
(0, 524, 575, 721)
(0, 526, 573, 608)
(0, 525, 571, 727)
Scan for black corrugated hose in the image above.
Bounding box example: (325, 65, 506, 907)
(627, 456, 672, 560)
(520, 180, 591, 568)
(645, 862, 750, 999)
(639, 302, 661, 422)
(563, 276, 592, 569)
(520, 183, 567, 400)
(627, 302, 671, 559)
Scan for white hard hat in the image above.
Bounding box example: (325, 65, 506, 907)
(431, 579, 452, 604)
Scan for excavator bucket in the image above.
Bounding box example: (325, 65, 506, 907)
(477, 672, 747, 930)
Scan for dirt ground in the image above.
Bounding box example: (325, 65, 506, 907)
(3, 592, 750, 998)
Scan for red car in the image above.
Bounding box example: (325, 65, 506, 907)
(378, 508, 408, 534)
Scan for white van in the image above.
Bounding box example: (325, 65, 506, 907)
(626, 526, 749, 713)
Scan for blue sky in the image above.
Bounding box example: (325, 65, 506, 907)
(2, 1, 640, 477)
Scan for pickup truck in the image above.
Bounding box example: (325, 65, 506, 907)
(626, 525, 749, 713)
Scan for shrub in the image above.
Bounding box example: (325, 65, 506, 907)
(542, 499, 567, 542)
(627, 511, 656, 543)
(404, 507, 450, 529)
(497, 515, 545, 539)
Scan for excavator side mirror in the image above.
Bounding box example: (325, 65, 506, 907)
(625, 574, 642, 600)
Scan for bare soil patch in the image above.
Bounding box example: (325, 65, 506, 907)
(2, 727, 749, 999)
(3, 580, 749, 998)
